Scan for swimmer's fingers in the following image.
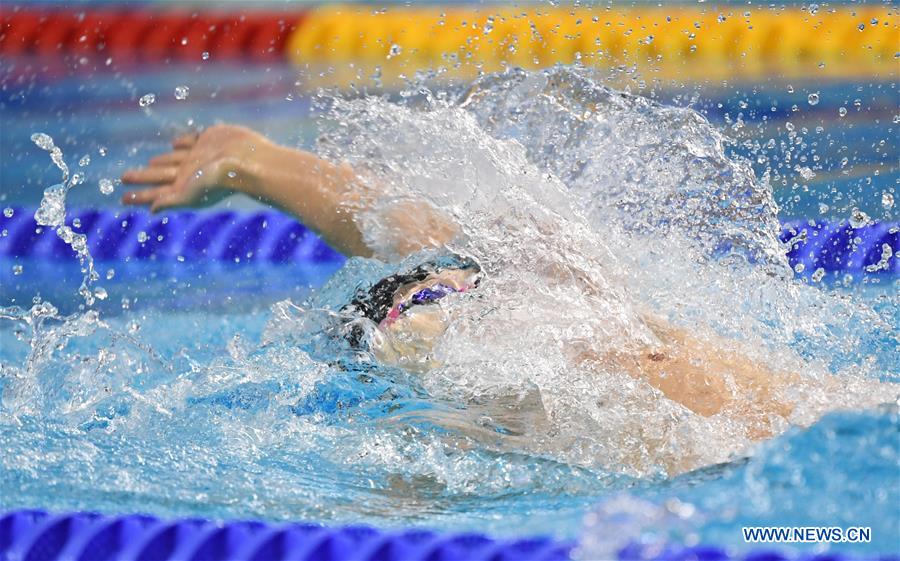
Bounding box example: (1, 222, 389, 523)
(148, 189, 185, 214)
(172, 132, 199, 149)
(148, 150, 188, 167)
(121, 167, 178, 185)
(121, 186, 170, 207)
(122, 186, 185, 213)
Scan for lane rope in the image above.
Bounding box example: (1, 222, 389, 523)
(0, 509, 883, 561)
(0, 208, 896, 278)
(0, 8, 304, 62)
(2, 7, 895, 79)
(287, 5, 897, 83)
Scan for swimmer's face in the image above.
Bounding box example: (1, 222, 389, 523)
(389, 268, 478, 309)
(371, 268, 480, 370)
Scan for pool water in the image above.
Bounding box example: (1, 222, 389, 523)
(1, 263, 897, 554)
(1, 60, 898, 558)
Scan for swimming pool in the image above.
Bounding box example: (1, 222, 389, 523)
(1, 6, 899, 561)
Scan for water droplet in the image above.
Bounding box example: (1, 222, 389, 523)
(106, 268, 116, 280)
(201, 51, 210, 60)
(848, 208, 872, 229)
(180, 37, 188, 46)
(139, 93, 156, 107)
(99, 178, 115, 195)
(94, 287, 108, 300)
(798, 167, 815, 180)
(809, 4, 819, 15)
(227, 170, 237, 179)
(838, 107, 847, 117)
(3, 207, 13, 218)
(818, 202, 830, 214)
(137, 231, 149, 243)
(31, 132, 54, 150)
(786, 84, 794, 93)
(794, 263, 805, 273)
(79, 154, 91, 167)
(807, 93, 819, 105)
(98, 146, 108, 156)
(12, 264, 23, 275)
(811, 268, 825, 283)
(483, 16, 495, 35)
(387, 44, 402, 59)
(882, 192, 895, 209)
(174, 86, 190, 100)
(857, 23, 865, 31)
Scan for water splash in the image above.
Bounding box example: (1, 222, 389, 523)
(31, 133, 69, 186)
(311, 66, 894, 475)
(29, 133, 99, 306)
(0, 135, 107, 417)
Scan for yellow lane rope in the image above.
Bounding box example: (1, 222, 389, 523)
(286, 5, 897, 85)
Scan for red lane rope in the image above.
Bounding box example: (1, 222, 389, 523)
(0, 8, 305, 62)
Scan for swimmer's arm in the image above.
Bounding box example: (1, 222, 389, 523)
(578, 319, 796, 439)
(120, 124, 457, 257)
(587, 317, 897, 440)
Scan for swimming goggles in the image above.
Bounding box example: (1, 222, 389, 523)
(380, 283, 473, 327)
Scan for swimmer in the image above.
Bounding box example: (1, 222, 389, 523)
(122, 124, 893, 468)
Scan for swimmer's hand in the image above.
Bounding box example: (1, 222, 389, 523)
(121, 124, 267, 212)
(121, 123, 458, 258)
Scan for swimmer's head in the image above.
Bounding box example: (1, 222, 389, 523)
(344, 254, 482, 354)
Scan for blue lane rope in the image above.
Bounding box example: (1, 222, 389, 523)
(0, 510, 573, 561)
(2, 510, 892, 561)
(780, 219, 898, 276)
(0, 208, 343, 265)
(0, 208, 897, 276)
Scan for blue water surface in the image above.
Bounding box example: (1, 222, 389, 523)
(1, 256, 898, 556)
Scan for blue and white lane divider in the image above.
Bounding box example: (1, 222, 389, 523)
(0, 510, 572, 561)
(0, 208, 343, 265)
(0, 208, 897, 276)
(779, 219, 897, 276)
(0, 510, 889, 561)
